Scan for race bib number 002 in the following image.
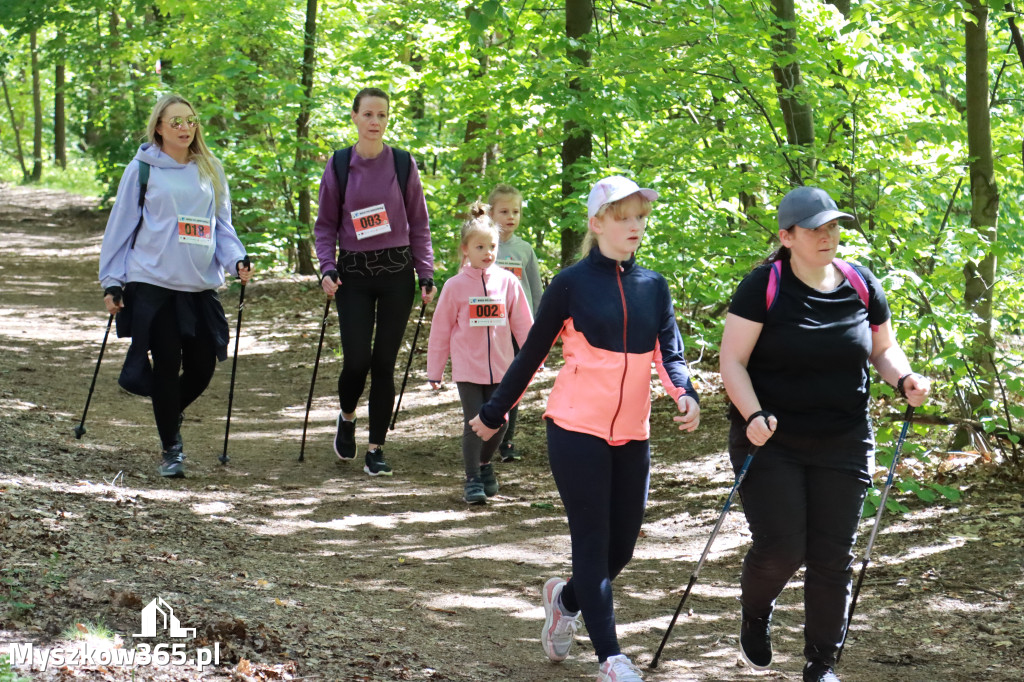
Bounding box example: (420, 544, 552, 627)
(178, 215, 212, 245)
(497, 257, 523, 280)
(351, 203, 392, 240)
(468, 296, 507, 327)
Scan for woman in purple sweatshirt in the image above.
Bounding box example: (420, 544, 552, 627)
(314, 87, 435, 477)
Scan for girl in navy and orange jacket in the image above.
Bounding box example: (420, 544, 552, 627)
(470, 176, 700, 682)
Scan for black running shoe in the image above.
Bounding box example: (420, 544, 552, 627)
(158, 443, 186, 478)
(499, 442, 521, 462)
(363, 448, 392, 476)
(739, 607, 773, 670)
(334, 413, 356, 460)
(803, 661, 841, 682)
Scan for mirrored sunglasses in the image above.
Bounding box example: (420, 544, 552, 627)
(166, 115, 199, 130)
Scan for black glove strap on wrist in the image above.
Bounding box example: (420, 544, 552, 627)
(745, 410, 774, 429)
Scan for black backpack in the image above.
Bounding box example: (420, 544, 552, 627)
(331, 146, 412, 214)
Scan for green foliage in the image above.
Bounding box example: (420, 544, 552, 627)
(0, 654, 31, 682)
(2, 0, 1023, 496)
(0, 567, 35, 615)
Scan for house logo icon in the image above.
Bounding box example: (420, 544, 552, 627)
(134, 597, 196, 638)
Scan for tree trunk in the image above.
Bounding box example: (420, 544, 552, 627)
(957, 0, 999, 447)
(560, 0, 594, 267)
(1, 69, 29, 181)
(770, 0, 814, 182)
(30, 29, 43, 182)
(54, 61, 66, 169)
(293, 0, 318, 276)
(455, 5, 489, 208)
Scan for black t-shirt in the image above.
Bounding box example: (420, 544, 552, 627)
(728, 259, 890, 441)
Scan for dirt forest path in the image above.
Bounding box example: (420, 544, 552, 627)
(0, 183, 1021, 682)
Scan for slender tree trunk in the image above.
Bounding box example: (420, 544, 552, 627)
(957, 0, 999, 447)
(455, 5, 489, 208)
(770, 0, 814, 182)
(1, 69, 29, 181)
(293, 0, 318, 276)
(54, 61, 66, 169)
(30, 29, 43, 182)
(561, 0, 594, 266)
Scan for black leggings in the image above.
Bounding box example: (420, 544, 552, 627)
(149, 300, 218, 449)
(336, 270, 415, 444)
(546, 420, 650, 663)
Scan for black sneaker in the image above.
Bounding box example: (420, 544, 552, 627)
(479, 463, 498, 497)
(739, 607, 772, 670)
(158, 443, 186, 478)
(464, 476, 486, 504)
(499, 442, 521, 462)
(334, 413, 356, 460)
(363, 448, 392, 476)
(803, 661, 841, 682)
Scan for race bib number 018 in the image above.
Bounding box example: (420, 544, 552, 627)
(497, 257, 523, 280)
(178, 215, 212, 245)
(351, 203, 392, 240)
(468, 296, 507, 327)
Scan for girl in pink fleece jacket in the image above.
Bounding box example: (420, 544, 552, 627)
(427, 204, 534, 503)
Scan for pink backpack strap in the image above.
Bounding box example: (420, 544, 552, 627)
(832, 258, 877, 331)
(766, 261, 782, 312)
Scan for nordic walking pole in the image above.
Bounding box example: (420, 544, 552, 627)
(299, 297, 334, 462)
(74, 311, 116, 439)
(389, 298, 428, 431)
(837, 404, 915, 664)
(220, 256, 250, 465)
(651, 445, 761, 669)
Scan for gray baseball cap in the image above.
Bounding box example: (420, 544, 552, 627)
(778, 186, 853, 230)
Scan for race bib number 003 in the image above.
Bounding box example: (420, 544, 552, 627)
(178, 215, 212, 245)
(497, 257, 523, 280)
(351, 203, 392, 240)
(468, 296, 507, 327)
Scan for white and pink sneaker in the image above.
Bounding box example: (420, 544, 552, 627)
(541, 577, 580, 662)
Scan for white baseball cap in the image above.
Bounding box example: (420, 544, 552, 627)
(587, 175, 659, 219)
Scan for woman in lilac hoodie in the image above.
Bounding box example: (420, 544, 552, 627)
(99, 93, 251, 479)
(314, 87, 435, 477)
(426, 204, 533, 503)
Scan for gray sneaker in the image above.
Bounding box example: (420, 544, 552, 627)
(464, 476, 486, 504)
(158, 444, 186, 478)
(479, 463, 498, 497)
(363, 448, 392, 476)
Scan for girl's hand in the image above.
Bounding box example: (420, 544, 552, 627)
(673, 396, 701, 432)
(902, 373, 931, 407)
(746, 412, 777, 446)
(469, 414, 499, 441)
(429, 381, 444, 391)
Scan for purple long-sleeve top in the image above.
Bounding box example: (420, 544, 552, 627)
(313, 144, 433, 280)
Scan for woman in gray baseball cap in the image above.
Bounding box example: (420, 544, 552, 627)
(718, 186, 931, 682)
